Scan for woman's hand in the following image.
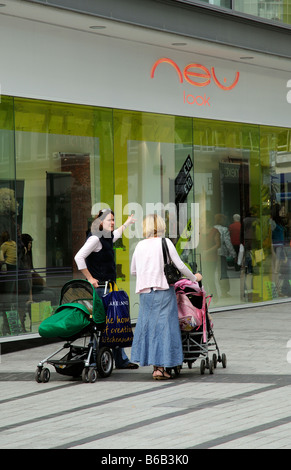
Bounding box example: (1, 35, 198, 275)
(120, 214, 136, 232)
(81, 268, 99, 288)
(195, 272, 203, 282)
(87, 276, 99, 288)
(125, 214, 136, 226)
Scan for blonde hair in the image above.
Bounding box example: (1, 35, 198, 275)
(0, 188, 17, 214)
(143, 214, 166, 238)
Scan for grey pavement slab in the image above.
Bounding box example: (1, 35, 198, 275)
(0, 301, 291, 451)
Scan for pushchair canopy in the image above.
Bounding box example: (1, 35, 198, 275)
(39, 279, 106, 339)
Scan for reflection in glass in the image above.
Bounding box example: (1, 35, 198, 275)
(0, 99, 114, 337)
(197, 0, 291, 26)
(234, 0, 291, 25)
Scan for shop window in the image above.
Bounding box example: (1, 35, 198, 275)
(193, 119, 262, 306)
(0, 97, 290, 338)
(260, 127, 291, 299)
(0, 98, 114, 337)
(113, 110, 195, 320)
(233, 0, 291, 26)
(195, 0, 232, 8)
(198, 0, 291, 26)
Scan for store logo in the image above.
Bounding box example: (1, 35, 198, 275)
(183, 91, 210, 106)
(286, 79, 291, 103)
(151, 58, 240, 91)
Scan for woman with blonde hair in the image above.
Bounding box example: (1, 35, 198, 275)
(130, 214, 202, 380)
(0, 188, 17, 214)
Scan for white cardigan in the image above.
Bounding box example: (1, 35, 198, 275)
(131, 237, 197, 294)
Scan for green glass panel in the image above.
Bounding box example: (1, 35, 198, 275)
(193, 118, 264, 305)
(0, 96, 15, 180)
(113, 109, 194, 319)
(259, 126, 291, 300)
(234, 0, 291, 26)
(1, 95, 291, 338)
(0, 98, 114, 336)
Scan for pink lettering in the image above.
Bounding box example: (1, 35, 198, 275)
(183, 91, 210, 106)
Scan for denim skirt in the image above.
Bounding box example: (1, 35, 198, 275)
(131, 287, 183, 367)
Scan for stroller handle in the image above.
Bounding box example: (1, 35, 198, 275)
(193, 262, 202, 288)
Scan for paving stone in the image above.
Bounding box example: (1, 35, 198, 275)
(0, 301, 291, 450)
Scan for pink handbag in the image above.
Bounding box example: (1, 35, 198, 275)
(176, 290, 203, 331)
(175, 279, 207, 341)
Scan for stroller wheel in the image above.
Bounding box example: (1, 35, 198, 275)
(42, 368, 50, 382)
(82, 368, 89, 383)
(35, 367, 42, 383)
(96, 347, 113, 378)
(221, 353, 227, 368)
(35, 367, 50, 383)
(88, 368, 98, 383)
(212, 354, 217, 368)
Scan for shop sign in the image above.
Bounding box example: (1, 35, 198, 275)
(151, 58, 240, 90)
(151, 57, 240, 108)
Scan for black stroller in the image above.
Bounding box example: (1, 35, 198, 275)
(172, 278, 227, 375)
(35, 279, 113, 383)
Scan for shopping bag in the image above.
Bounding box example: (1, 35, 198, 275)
(100, 282, 133, 348)
(237, 243, 244, 266)
(254, 248, 265, 264)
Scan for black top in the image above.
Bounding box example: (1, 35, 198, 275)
(85, 232, 116, 282)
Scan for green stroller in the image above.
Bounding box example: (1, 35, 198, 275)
(35, 279, 113, 383)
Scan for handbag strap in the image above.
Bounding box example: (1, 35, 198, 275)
(162, 238, 170, 264)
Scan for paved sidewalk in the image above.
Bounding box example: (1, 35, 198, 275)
(0, 301, 291, 451)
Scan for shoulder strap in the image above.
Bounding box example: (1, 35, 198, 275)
(162, 237, 170, 264)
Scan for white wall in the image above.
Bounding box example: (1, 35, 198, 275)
(0, 15, 291, 127)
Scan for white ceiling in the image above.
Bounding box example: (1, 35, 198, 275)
(1, 0, 291, 72)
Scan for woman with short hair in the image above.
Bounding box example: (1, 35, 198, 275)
(74, 208, 138, 370)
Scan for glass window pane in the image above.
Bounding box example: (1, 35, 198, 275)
(0, 99, 114, 336)
(197, 0, 232, 8)
(0, 96, 18, 336)
(1, 96, 290, 339)
(260, 126, 291, 299)
(113, 110, 194, 320)
(234, 0, 291, 26)
(193, 119, 261, 306)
